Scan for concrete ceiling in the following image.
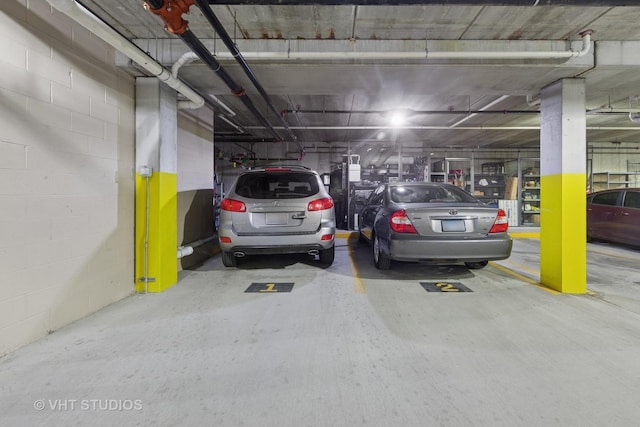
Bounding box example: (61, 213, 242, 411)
(73, 0, 640, 163)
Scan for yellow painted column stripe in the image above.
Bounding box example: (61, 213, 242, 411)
(135, 171, 178, 293)
(539, 173, 587, 294)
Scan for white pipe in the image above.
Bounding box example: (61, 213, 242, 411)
(246, 125, 637, 131)
(210, 31, 592, 61)
(450, 95, 510, 128)
(177, 246, 194, 259)
(526, 95, 541, 107)
(630, 96, 640, 123)
(46, 0, 204, 110)
(171, 52, 236, 116)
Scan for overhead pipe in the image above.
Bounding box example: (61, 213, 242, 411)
(629, 96, 640, 123)
(282, 108, 539, 115)
(207, 31, 592, 61)
(46, 0, 204, 109)
(205, 1, 637, 5)
(450, 95, 511, 128)
(192, 0, 302, 156)
(171, 52, 237, 117)
(245, 125, 637, 131)
(144, 0, 283, 142)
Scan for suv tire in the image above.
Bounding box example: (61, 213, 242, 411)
(319, 245, 335, 266)
(221, 250, 237, 267)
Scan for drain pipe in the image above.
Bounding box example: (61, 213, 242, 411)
(192, 0, 301, 153)
(144, 0, 283, 142)
(630, 96, 640, 123)
(172, 52, 237, 117)
(46, 0, 204, 110)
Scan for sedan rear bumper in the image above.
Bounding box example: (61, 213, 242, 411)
(388, 234, 512, 262)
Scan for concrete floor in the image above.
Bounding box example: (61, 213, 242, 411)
(1, 231, 640, 426)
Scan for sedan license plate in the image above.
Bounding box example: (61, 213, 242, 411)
(442, 219, 465, 232)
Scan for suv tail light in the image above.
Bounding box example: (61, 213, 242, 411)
(220, 198, 246, 212)
(489, 209, 509, 233)
(390, 210, 417, 233)
(308, 197, 334, 211)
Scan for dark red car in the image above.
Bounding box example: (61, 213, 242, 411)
(587, 188, 640, 246)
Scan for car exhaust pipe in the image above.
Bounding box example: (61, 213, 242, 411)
(308, 249, 319, 256)
(233, 252, 246, 257)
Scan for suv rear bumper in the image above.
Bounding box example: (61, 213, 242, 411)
(218, 225, 335, 255)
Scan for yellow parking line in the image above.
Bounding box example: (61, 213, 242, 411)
(510, 232, 540, 239)
(342, 233, 366, 294)
(490, 261, 560, 294)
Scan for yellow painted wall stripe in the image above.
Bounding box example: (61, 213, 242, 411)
(540, 173, 587, 294)
(135, 171, 178, 293)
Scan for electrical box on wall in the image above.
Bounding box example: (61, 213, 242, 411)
(139, 165, 153, 177)
(348, 164, 361, 182)
(348, 154, 361, 182)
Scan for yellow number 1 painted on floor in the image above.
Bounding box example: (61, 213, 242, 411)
(260, 283, 277, 293)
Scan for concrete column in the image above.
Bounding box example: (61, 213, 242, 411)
(539, 78, 587, 294)
(135, 78, 178, 293)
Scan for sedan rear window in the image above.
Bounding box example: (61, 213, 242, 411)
(390, 185, 478, 204)
(235, 172, 320, 199)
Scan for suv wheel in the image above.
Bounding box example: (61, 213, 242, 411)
(319, 245, 335, 266)
(221, 251, 237, 267)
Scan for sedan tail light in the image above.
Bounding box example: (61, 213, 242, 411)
(308, 197, 334, 211)
(220, 198, 246, 212)
(390, 210, 417, 233)
(489, 209, 509, 233)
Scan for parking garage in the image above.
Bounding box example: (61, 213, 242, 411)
(2, 1, 640, 426)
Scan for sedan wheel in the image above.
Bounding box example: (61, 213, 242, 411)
(221, 250, 237, 267)
(373, 234, 391, 270)
(465, 261, 488, 269)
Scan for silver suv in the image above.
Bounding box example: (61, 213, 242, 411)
(218, 166, 336, 267)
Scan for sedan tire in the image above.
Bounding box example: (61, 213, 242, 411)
(319, 245, 335, 266)
(221, 250, 237, 267)
(464, 261, 488, 269)
(373, 234, 392, 270)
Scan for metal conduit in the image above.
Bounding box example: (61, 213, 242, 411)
(193, 0, 301, 150)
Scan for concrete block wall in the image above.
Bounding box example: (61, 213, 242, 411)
(0, 0, 135, 355)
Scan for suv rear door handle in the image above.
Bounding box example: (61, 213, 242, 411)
(292, 213, 307, 219)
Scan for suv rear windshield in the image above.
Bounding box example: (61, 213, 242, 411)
(235, 172, 320, 199)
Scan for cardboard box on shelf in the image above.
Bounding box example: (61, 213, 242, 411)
(504, 177, 518, 200)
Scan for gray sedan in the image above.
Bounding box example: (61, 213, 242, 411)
(358, 182, 512, 270)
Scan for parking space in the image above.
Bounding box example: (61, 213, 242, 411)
(2, 234, 640, 426)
